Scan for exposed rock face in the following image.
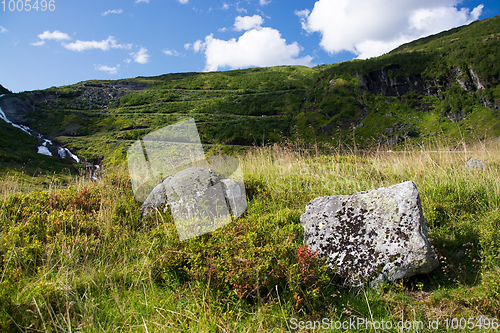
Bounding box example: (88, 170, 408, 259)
(77, 81, 149, 109)
(445, 109, 466, 123)
(379, 121, 419, 145)
(469, 69, 485, 90)
(453, 67, 477, 92)
(465, 158, 488, 170)
(28, 81, 150, 110)
(140, 167, 246, 240)
(358, 64, 449, 97)
(300, 181, 439, 287)
(358, 64, 487, 99)
(0, 95, 34, 124)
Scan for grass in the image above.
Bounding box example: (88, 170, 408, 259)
(1, 140, 500, 332)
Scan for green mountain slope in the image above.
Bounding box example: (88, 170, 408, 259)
(2, 14, 500, 166)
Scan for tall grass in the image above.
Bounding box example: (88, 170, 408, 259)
(1, 140, 499, 331)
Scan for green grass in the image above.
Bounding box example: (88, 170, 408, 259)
(1, 140, 499, 332)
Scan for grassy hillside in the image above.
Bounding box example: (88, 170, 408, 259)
(0, 15, 496, 167)
(295, 14, 500, 146)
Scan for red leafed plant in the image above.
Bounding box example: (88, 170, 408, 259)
(287, 245, 330, 311)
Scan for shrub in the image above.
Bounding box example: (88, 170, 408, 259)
(151, 178, 334, 313)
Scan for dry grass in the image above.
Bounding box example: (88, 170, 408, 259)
(1, 140, 500, 331)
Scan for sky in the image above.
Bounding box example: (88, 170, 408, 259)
(1, 0, 499, 93)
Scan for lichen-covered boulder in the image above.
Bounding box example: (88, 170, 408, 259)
(140, 167, 222, 219)
(140, 167, 246, 240)
(300, 181, 439, 287)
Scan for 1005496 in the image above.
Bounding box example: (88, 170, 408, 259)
(2, 0, 55, 11)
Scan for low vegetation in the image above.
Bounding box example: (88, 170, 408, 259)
(1, 139, 499, 332)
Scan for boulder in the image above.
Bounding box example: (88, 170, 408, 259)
(465, 158, 488, 170)
(140, 167, 246, 240)
(300, 181, 439, 287)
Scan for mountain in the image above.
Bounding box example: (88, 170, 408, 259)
(0, 84, 11, 95)
(1, 14, 499, 167)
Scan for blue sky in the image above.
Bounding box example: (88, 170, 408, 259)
(1, 0, 499, 93)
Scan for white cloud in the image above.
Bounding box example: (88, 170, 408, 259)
(192, 27, 314, 71)
(178, 0, 188, 3)
(39, 30, 71, 41)
(259, 0, 271, 5)
(294, 9, 310, 20)
(299, 0, 483, 59)
(192, 39, 205, 52)
(135, 0, 149, 3)
(95, 64, 120, 74)
(64, 36, 132, 52)
(0, 26, 8, 33)
(236, 3, 247, 13)
(234, 15, 264, 31)
(31, 30, 71, 46)
(222, 3, 230, 10)
(164, 49, 183, 56)
(130, 47, 150, 64)
(102, 9, 123, 16)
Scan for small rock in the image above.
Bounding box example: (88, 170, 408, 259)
(465, 158, 488, 170)
(300, 181, 439, 287)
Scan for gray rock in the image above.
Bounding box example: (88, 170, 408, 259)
(465, 158, 488, 170)
(220, 178, 247, 218)
(141, 167, 230, 240)
(208, 155, 247, 219)
(140, 167, 223, 219)
(140, 167, 247, 240)
(300, 181, 438, 287)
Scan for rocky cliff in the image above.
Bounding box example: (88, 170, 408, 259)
(358, 64, 492, 100)
(29, 80, 150, 110)
(0, 95, 35, 124)
(358, 64, 449, 97)
(355, 62, 499, 127)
